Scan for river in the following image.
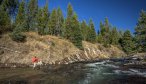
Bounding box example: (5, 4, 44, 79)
(0, 58, 146, 84)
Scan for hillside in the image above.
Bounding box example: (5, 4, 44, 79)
(0, 32, 125, 64)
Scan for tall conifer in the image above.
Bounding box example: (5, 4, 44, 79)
(135, 10, 146, 52)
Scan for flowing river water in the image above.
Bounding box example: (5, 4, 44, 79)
(0, 58, 146, 84)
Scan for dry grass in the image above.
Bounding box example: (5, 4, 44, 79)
(0, 32, 80, 64)
(0, 32, 125, 64)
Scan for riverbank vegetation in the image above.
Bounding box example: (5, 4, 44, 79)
(0, 0, 146, 55)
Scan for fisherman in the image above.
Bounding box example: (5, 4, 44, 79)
(32, 56, 38, 69)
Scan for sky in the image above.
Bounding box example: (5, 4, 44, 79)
(38, 0, 146, 33)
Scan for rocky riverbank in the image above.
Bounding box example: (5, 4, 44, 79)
(0, 53, 146, 68)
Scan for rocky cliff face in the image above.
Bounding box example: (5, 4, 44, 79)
(0, 32, 125, 64)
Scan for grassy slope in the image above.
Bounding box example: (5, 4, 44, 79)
(0, 32, 125, 64)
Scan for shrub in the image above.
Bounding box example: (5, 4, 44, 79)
(10, 31, 26, 42)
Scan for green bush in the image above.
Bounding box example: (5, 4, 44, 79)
(10, 31, 26, 42)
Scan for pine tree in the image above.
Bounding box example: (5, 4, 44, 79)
(104, 18, 110, 33)
(71, 13, 83, 49)
(43, 2, 49, 26)
(9, 0, 27, 42)
(81, 20, 88, 41)
(110, 27, 120, 45)
(61, 19, 66, 37)
(0, 3, 11, 34)
(99, 21, 105, 36)
(67, 3, 73, 18)
(121, 30, 135, 54)
(27, 0, 38, 31)
(0, 0, 18, 33)
(103, 18, 111, 46)
(15, 0, 26, 31)
(64, 3, 73, 39)
(97, 22, 104, 43)
(99, 18, 111, 47)
(37, 3, 49, 35)
(48, 9, 57, 35)
(119, 30, 124, 38)
(135, 10, 146, 52)
(10, 24, 26, 42)
(37, 8, 44, 35)
(96, 33, 103, 43)
(0, 0, 19, 22)
(42, 2, 49, 35)
(118, 30, 124, 45)
(86, 19, 96, 43)
(56, 7, 64, 36)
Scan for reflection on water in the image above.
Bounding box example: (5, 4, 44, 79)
(0, 60, 146, 84)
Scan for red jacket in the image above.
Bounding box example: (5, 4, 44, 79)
(32, 57, 38, 63)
